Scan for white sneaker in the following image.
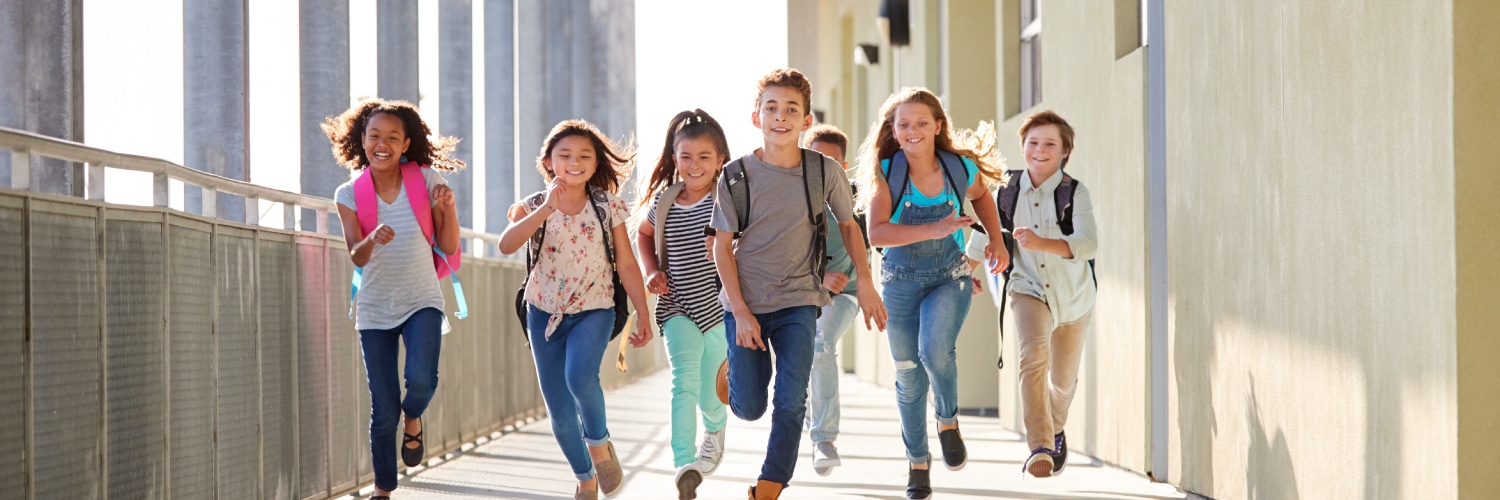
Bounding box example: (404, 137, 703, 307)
(695, 429, 725, 475)
(812, 441, 841, 475)
(674, 463, 703, 500)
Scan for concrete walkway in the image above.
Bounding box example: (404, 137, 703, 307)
(373, 370, 1187, 499)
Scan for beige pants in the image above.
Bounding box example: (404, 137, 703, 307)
(1012, 293, 1092, 451)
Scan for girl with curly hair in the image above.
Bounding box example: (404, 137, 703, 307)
(853, 87, 1008, 500)
(322, 98, 465, 500)
(499, 120, 653, 500)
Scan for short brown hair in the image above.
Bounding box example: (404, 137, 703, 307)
(1018, 110, 1076, 164)
(754, 68, 813, 112)
(803, 124, 849, 160)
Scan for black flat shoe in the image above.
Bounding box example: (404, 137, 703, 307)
(937, 425, 967, 471)
(401, 417, 424, 467)
(906, 461, 932, 500)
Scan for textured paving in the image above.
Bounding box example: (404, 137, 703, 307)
(368, 370, 1186, 499)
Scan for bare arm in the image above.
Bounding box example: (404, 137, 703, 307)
(967, 181, 1010, 274)
(498, 203, 552, 254)
(714, 230, 765, 350)
(837, 217, 888, 331)
(431, 185, 460, 255)
(866, 174, 973, 248)
(635, 214, 668, 294)
(338, 203, 386, 268)
(612, 223, 654, 347)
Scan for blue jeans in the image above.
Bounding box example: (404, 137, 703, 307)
(806, 293, 859, 444)
(359, 307, 445, 492)
(527, 305, 613, 480)
(880, 182, 973, 464)
(725, 305, 817, 486)
(882, 275, 972, 464)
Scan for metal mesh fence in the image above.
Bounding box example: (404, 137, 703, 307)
(2, 189, 627, 499)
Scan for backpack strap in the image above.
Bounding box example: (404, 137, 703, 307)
(1050, 172, 1097, 288)
(722, 159, 750, 238)
(400, 163, 466, 319)
(800, 149, 829, 282)
(885, 151, 912, 216)
(589, 188, 618, 269)
(653, 182, 689, 271)
(993, 169, 1024, 369)
(522, 191, 548, 273)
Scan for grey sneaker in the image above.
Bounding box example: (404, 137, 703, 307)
(812, 441, 841, 476)
(674, 463, 703, 500)
(696, 429, 725, 475)
(596, 441, 623, 497)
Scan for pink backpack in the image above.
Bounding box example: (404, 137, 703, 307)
(347, 161, 468, 320)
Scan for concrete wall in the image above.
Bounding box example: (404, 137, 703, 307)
(1454, 0, 1499, 497)
(1165, 2, 1457, 498)
(798, 1, 1480, 497)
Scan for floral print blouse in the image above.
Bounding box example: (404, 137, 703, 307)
(522, 191, 631, 340)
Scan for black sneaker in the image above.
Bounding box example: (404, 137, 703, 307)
(906, 462, 932, 500)
(1050, 430, 1068, 475)
(1023, 446, 1053, 478)
(937, 425, 967, 471)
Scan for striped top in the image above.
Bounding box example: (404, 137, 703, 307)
(647, 191, 724, 332)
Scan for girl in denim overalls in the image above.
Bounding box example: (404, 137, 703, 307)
(854, 88, 1009, 500)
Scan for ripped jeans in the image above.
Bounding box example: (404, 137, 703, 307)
(881, 273, 972, 463)
(805, 292, 860, 444)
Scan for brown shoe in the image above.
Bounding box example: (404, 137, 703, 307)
(716, 359, 730, 405)
(596, 441, 624, 497)
(747, 479, 783, 499)
(575, 480, 599, 500)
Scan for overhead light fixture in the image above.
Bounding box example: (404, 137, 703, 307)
(878, 0, 910, 47)
(854, 44, 879, 66)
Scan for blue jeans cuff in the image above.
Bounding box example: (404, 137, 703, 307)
(936, 413, 958, 426)
(575, 467, 597, 481)
(809, 433, 836, 444)
(907, 452, 931, 465)
(584, 434, 611, 448)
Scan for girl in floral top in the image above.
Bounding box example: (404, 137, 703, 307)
(499, 120, 653, 500)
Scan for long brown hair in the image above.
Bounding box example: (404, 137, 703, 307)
(535, 120, 636, 195)
(320, 98, 465, 171)
(853, 87, 1004, 212)
(635, 109, 731, 210)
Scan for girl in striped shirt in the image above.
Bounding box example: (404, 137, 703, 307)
(633, 109, 732, 498)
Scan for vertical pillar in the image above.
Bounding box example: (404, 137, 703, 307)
(184, 0, 250, 221)
(542, 0, 573, 129)
(378, 0, 420, 104)
(440, 0, 474, 230)
(484, 0, 515, 231)
(514, 0, 546, 198)
(300, 0, 351, 235)
(0, 0, 84, 196)
(603, 0, 635, 143)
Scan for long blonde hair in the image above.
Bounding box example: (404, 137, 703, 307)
(853, 87, 1004, 212)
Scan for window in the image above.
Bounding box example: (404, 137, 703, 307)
(1020, 0, 1042, 109)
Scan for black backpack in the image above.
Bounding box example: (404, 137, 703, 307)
(513, 188, 630, 344)
(994, 170, 1095, 369)
(719, 149, 830, 285)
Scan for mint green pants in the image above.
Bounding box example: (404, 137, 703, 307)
(663, 316, 729, 467)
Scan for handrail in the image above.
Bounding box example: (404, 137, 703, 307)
(0, 126, 503, 246)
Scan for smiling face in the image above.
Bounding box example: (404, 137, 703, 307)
(752, 85, 813, 149)
(674, 135, 724, 192)
(1022, 123, 1069, 176)
(543, 134, 598, 188)
(892, 102, 942, 157)
(362, 112, 411, 170)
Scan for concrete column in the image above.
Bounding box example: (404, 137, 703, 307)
(542, 0, 573, 128)
(440, 0, 474, 230)
(184, 0, 249, 221)
(598, 0, 635, 143)
(483, 0, 515, 231)
(570, 0, 595, 127)
(0, 0, 83, 196)
(378, 0, 420, 104)
(514, 0, 546, 198)
(300, 0, 350, 235)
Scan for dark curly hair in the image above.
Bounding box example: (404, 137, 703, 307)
(535, 120, 636, 195)
(320, 98, 465, 171)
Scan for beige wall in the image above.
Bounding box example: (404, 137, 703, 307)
(1454, 0, 1500, 497)
(1166, 1, 1457, 498)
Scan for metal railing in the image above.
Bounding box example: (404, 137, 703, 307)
(0, 127, 664, 500)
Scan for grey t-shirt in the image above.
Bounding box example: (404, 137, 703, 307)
(710, 150, 854, 314)
(334, 168, 448, 331)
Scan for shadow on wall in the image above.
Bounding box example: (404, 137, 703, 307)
(1245, 377, 1299, 500)
(1173, 292, 1216, 495)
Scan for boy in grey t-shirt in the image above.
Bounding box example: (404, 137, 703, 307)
(710, 69, 886, 500)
